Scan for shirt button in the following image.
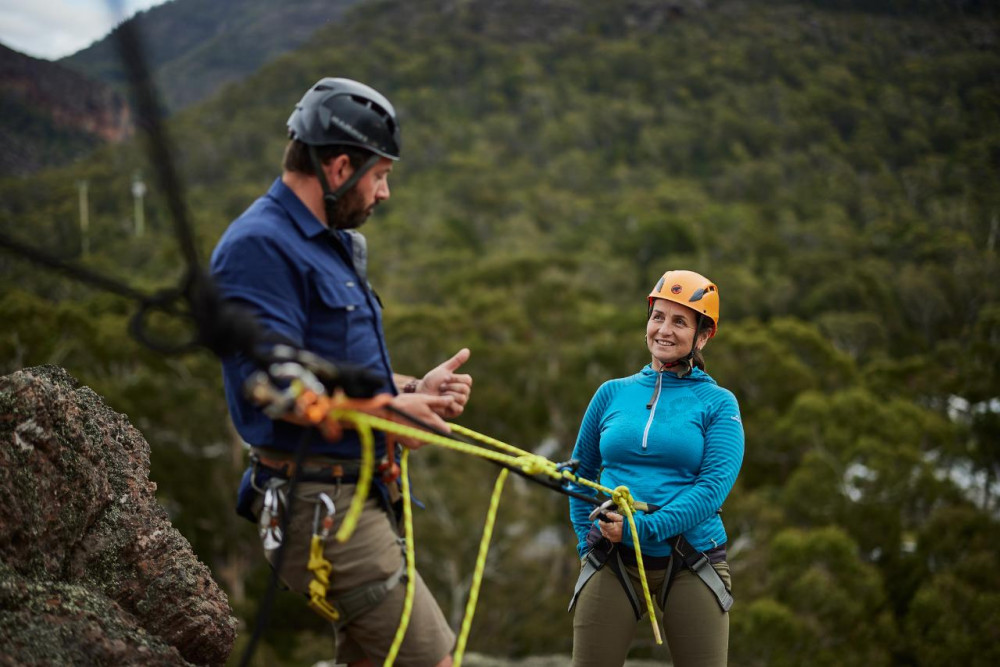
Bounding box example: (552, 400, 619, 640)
(345, 281, 356, 288)
(346, 305, 356, 312)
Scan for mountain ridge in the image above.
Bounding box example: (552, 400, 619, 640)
(61, 0, 364, 112)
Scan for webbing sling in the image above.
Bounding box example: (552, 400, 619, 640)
(568, 538, 644, 620)
(328, 559, 407, 628)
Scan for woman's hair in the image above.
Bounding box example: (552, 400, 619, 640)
(690, 313, 708, 370)
(282, 140, 371, 175)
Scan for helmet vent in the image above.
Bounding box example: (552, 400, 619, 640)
(689, 285, 716, 303)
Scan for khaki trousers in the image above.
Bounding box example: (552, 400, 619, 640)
(262, 481, 455, 666)
(572, 560, 731, 667)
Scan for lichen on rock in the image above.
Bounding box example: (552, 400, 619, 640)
(0, 365, 237, 666)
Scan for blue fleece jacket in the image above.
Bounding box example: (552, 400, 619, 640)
(569, 365, 744, 558)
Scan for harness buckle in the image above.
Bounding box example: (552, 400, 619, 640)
(378, 458, 401, 484)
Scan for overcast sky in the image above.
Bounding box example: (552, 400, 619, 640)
(0, 0, 168, 61)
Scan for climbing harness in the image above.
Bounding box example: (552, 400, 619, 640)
(569, 506, 733, 644)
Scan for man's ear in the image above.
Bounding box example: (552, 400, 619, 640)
(323, 154, 354, 188)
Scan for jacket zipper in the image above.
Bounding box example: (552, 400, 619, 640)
(641, 372, 663, 450)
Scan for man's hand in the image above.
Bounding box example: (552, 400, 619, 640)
(389, 393, 453, 449)
(417, 348, 473, 419)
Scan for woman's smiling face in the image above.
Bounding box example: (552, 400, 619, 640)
(646, 298, 709, 368)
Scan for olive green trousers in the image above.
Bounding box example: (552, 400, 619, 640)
(572, 560, 731, 667)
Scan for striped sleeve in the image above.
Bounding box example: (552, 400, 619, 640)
(567, 381, 615, 558)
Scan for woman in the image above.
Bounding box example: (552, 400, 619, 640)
(568, 269, 744, 667)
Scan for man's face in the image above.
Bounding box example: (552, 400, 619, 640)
(329, 157, 393, 230)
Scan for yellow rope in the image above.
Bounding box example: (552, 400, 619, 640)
(385, 449, 416, 666)
(332, 414, 374, 543)
(300, 403, 664, 647)
(454, 468, 509, 666)
(450, 423, 533, 457)
(340, 412, 653, 511)
(612, 486, 662, 645)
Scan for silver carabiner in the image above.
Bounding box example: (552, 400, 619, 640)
(312, 492, 336, 540)
(589, 498, 616, 523)
(260, 485, 284, 551)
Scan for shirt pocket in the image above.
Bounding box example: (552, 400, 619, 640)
(308, 275, 363, 360)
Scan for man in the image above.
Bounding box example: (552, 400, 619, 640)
(211, 77, 468, 666)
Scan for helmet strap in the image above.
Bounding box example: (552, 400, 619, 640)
(308, 146, 380, 228)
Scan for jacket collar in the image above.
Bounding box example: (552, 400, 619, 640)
(267, 177, 328, 240)
(639, 363, 715, 385)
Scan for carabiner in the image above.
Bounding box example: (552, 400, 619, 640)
(312, 492, 336, 539)
(589, 498, 617, 523)
(260, 485, 283, 551)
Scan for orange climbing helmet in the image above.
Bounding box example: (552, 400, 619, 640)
(647, 270, 720, 337)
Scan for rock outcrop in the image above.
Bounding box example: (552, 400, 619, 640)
(0, 365, 236, 666)
(0, 44, 132, 177)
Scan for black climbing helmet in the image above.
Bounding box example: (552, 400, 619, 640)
(287, 77, 401, 160)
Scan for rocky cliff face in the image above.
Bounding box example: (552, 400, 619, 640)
(0, 366, 236, 666)
(0, 44, 131, 176)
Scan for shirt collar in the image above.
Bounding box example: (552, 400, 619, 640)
(267, 177, 329, 240)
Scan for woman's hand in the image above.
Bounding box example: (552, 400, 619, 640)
(598, 511, 625, 543)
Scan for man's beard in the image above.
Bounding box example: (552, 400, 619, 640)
(328, 186, 375, 230)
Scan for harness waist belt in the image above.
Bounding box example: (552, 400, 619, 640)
(250, 449, 366, 482)
(617, 540, 727, 569)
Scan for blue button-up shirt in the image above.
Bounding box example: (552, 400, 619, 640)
(210, 178, 395, 457)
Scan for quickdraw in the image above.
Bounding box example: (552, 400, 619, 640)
(307, 493, 339, 622)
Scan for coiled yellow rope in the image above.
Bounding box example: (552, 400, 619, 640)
(329, 412, 375, 543)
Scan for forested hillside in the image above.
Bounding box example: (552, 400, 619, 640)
(1, 0, 998, 664)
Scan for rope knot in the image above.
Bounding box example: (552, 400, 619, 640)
(516, 455, 548, 476)
(611, 486, 635, 512)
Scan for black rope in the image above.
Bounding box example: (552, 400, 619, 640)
(112, 11, 200, 273)
(0, 231, 151, 303)
(237, 430, 311, 667)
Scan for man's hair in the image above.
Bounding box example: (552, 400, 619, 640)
(282, 140, 372, 175)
